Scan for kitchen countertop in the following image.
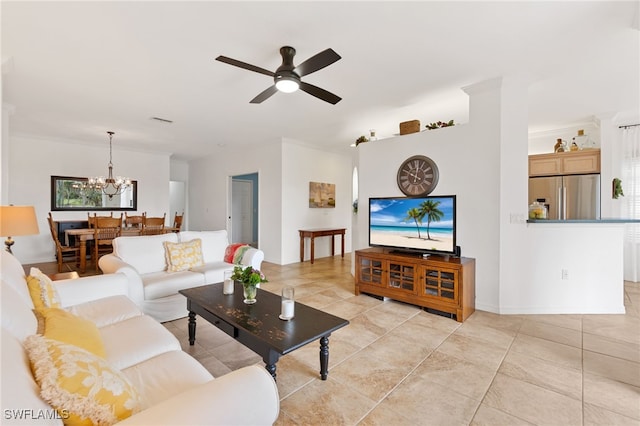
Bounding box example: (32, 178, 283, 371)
(527, 218, 640, 223)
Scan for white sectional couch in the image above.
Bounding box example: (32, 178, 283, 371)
(99, 230, 264, 322)
(0, 250, 279, 425)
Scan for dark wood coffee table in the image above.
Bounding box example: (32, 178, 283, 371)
(179, 282, 349, 380)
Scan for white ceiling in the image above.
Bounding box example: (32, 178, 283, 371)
(2, 1, 639, 160)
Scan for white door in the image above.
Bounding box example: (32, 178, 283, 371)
(231, 179, 253, 244)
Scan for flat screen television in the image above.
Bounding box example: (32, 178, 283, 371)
(369, 195, 457, 256)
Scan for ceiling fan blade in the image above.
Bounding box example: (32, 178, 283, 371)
(295, 48, 341, 77)
(215, 55, 275, 77)
(250, 85, 278, 104)
(299, 81, 341, 105)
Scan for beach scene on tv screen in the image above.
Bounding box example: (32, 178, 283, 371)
(370, 197, 455, 252)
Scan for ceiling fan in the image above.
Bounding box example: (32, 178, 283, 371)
(216, 46, 342, 105)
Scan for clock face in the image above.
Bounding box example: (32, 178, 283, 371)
(397, 155, 439, 196)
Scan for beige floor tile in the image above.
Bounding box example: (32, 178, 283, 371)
(358, 404, 415, 426)
(322, 299, 374, 320)
(374, 299, 422, 318)
(435, 333, 508, 371)
(193, 353, 233, 378)
(583, 331, 640, 363)
(331, 315, 388, 349)
(287, 333, 359, 374)
(464, 310, 524, 333)
(583, 402, 640, 426)
(509, 333, 582, 370)
(583, 314, 640, 345)
(453, 320, 516, 350)
(498, 350, 582, 400)
(583, 373, 640, 420)
(296, 289, 349, 309)
(470, 404, 535, 426)
(520, 313, 583, 331)
(208, 340, 262, 371)
(383, 374, 481, 425)
(330, 347, 416, 402)
(413, 351, 496, 401)
(583, 350, 640, 387)
(279, 378, 377, 425)
(484, 373, 582, 426)
(406, 309, 461, 333)
(273, 410, 299, 426)
(271, 356, 316, 399)
(519, 318, 583, 348)
(385, 319, 453, 351)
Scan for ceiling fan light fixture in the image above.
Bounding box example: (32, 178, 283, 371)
(275, 77, 299, 93)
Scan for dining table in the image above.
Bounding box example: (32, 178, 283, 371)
(64, 228, 140, 273)
(65, 226, 182, 273)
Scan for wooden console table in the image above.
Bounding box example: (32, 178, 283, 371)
(355, 248, 476, 322)
(299, 228, 346, 264)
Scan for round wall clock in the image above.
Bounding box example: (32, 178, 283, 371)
(396, 155, 439, 196)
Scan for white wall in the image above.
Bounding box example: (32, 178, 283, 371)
(188, 139, 352, 266)
(5, 135, 170, 263)
(281, 140, 352, 264)
(188, 141, 283, 264)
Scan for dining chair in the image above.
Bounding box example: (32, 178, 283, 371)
(47, 213, 81, 273)
(93, 214, 123, 269)
(87, 211, 113, 228)
(142, 214, 166, 235)
(172, 211, 184, 232)
(124, 212, 146, 229)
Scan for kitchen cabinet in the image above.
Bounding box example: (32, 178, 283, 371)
(529, 149, 600, 176)
(355, 248, 475, 322)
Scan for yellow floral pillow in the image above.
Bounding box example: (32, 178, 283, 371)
(27, 267, 61, 309)
(35, 308, 106, 358)
(163, 239, 204, 272)
(24, 335, 140, 426)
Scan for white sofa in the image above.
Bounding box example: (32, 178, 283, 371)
(99, 230, 264, 322)
(0, 250, 279, 425)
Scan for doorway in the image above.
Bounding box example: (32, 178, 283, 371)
(230, 173, 258, 247)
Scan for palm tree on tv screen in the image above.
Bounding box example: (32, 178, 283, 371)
(419, 200, 444, 240)
(403, 207, 423, 239)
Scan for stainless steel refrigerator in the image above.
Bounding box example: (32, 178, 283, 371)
(528, 174, 601, 220)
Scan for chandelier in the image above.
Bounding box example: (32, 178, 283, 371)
(89, 131, 132, 199)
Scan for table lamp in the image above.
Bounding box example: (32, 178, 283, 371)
(0, 205, 40, 253)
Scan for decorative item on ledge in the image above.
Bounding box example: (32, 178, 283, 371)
(355, 135, 369, 146)
(425, 120, 455, 130)
(231, 265, 268, 304)
(399, 120, 420, 135)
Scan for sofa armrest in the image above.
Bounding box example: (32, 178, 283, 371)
(99, 254, 145, 305)
(55, 273, 129, 308)
(117, 365, 279, 426)
(241, 248, 264, 270)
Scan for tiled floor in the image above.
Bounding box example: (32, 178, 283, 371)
(29, 256, 640, 425)
(163, 256, 640, 426)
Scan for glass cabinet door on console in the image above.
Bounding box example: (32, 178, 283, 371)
(388, 261, 416, 293)
(420, 267, 459, 305)
(358, 258, 384, 287)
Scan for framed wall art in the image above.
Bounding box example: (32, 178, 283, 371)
(309, 182, 335, 208)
